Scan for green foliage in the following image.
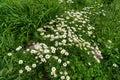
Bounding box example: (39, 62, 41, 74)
(0, 0, 120, 80)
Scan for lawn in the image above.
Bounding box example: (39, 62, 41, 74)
(0, 0, 120, 80)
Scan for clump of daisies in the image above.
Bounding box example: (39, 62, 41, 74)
(8, 3, 107, 80)
(37, 3, 105, 63)
(14, 42, 71, 79)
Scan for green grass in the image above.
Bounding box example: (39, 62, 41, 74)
(0, 0, 120, 80)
